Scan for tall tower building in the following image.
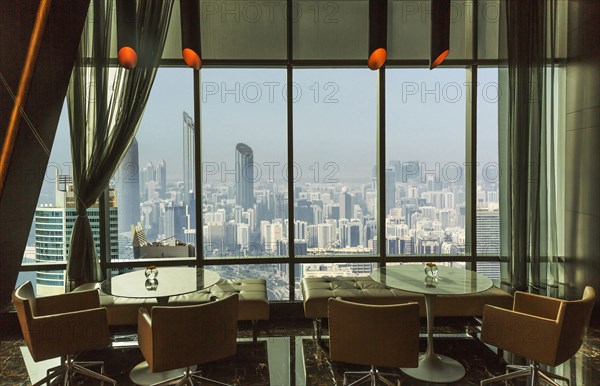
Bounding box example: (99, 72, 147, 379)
(476, 208, 501, 279)
(116, 138, 140, 232)
(385, 168, 396, 215)
(235, 143, 254, 210)
(183, 111, 195, 203)
(339, 187, 352, 220)
(35, 175, 118, 295)
(156, 159, 167, 199)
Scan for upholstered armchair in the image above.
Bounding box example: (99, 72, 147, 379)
(12, 281, 116, 385)
(480, 286, 595, 386)
(133, 294, 239, 386)
(328, 298, 420, 385)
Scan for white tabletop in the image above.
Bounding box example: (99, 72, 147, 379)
(101, 267, 221, 299)
(371, 265, 493, 296)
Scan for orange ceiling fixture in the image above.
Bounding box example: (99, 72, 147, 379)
(0, 0, 52, 197)
(116, 0, 137, 69)
(180, 0, 202, 70)
(368, 0, 388, 70)
(430, 0, 451, 69)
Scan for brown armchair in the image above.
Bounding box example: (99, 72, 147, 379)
(328, 298, 420, 385)
(12, 281, 116, 385)
(480, 286, 595, 386)
(131, 294, 239, 386)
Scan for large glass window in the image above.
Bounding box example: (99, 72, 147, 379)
(17, 102, 74, 296)
(201, 68, 288, 260)
(293, 69, 378, 259)
(476, 68, 501, 279)
(112, 68, 194, 263)
(386, 68, 467, 257)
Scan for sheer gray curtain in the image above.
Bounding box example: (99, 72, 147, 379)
(498, 0, 561, 291)
(66, 0, 174, 289)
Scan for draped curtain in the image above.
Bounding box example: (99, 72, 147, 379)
(66, 0, 174, 289)
(499, 0, 561, 291)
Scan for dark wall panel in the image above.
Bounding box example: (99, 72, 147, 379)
(0, 0, 90, 310)
(564, 0, 600, 300)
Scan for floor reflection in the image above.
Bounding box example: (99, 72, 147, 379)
(2, 318, 599, 385)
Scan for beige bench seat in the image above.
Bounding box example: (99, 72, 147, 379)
(301, 276, 513, 339)
(74, 278, 270, 337)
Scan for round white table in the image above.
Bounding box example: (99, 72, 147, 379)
(371, 265, 493, 383)
(100, 266, 220, 305)
(101, 267, 221, 385)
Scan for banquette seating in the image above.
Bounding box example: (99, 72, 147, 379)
(301, 276, 513, 340)
(74, 278, 269, 341)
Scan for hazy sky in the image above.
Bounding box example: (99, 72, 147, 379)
(40, 67, 499, 202)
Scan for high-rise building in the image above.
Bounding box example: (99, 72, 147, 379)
(116, 138, 140, 232)
(35, 175, 118, 295)
(156, 159, 167, 199)
(339, 187, 352, 220)
(386, 168, 396, 214)
(183, 111, 195, 203)
(476, 207, 501, 279)
(235, 143, 254, 210)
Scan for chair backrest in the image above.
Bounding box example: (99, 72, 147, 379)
(12, 282, 38, 354)
(149, 294, 239, 373)
(328, 298, 420, 369)
(555, 286, 596, 365)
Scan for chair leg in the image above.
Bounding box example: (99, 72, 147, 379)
(72, 363, 117, 384)
(252, 320, 258, 342)
(376, 371, 401, 386)
(542, 370, 570, 386)
(174, 377, 189, 386)
(33, 367, 66, 386)
(480, 368, 531, 385)
(344, 372, 371, 386)
(538, 372, 561, 386)
(313, 318, 322, 341)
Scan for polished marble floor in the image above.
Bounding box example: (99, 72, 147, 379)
(1, 317, 599, 386)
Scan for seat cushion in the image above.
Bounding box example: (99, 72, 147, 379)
(74, 278, 269, 326)
(301, 276, 513, 319)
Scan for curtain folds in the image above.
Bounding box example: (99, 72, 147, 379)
(66, 0, 174, 289)
(499, 0, 561, 292)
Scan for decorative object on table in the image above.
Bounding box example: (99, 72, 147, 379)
(424, 276, 438, 288)
(145, 279, 159, 291)
(145, 265, 158, 281)
(424, 262, 438, 278)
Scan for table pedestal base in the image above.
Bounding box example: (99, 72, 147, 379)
(401, 352, 466, 383)
(130, 361, 196, 386)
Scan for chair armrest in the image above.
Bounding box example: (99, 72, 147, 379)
(28, 308, 110, 361)
(138, 307, 153, 367)
(481, 304, 560, 365)
(513, 291, 562, 320)
(35, 290, 101, 316)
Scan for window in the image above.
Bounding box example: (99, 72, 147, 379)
(293, 69, 378, 258)
(17, 102, 71, 296)
(386, 69, 467, 257)
(112, 68, 194, 262)
(476, 67, 501, 280)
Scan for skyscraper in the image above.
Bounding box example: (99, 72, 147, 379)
(156, 159, 167, 199)
(35, 175, 118, 295)
(235, 143, 254, 210)
(339, 187, 352, 220)
(385, 168, 396, 215)
(476, 207, 501, 279)
(116, 138, 140, 232)
(182, 111, 195, 203)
